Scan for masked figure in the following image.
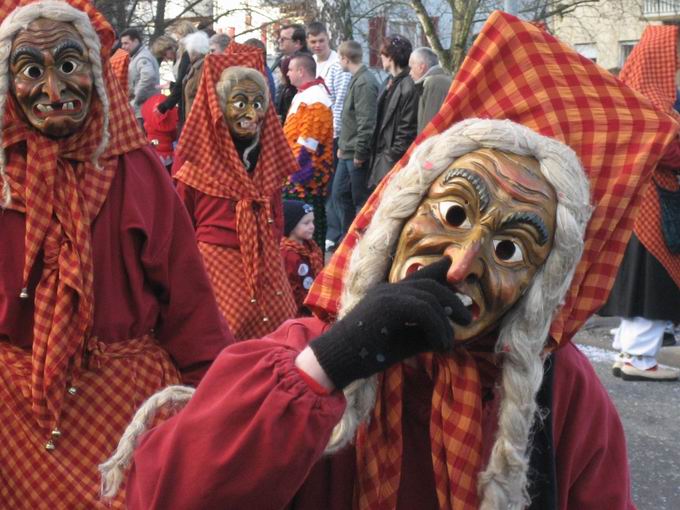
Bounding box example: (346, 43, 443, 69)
(0, 1, 232, 507)
(174, 44, 297, 341)
(600, 25, 680, 381)
(107, 12, 677, 510)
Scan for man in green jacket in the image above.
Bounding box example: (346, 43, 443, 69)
(332, 41, 379, 236)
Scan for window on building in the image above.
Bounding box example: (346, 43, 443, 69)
(619, 40, 638, 67)
(574, 43, 597, 63)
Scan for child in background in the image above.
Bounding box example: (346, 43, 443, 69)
(281, 200, 324, 315)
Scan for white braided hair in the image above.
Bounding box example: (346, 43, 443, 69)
(0, 0, 110, 207)
(100, 118, 592, 507)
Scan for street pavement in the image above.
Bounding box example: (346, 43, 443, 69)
(574, 317, 680, 509)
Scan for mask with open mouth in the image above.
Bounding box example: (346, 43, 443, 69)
(10, 18, 93, 139)
(388, 148, 557, 342)
(223, 77, 267, 142)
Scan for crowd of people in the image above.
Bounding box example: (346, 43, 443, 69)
(1, 0, 679, 508)
(118, 20, 454, 255)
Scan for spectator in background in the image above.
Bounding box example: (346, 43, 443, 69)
(120, 28, 160, 129)
(306, 21, 352, 253)
(282, 53, 334, 248)
(156, 21, 196, 126)
(409, 47, 452, 133)
(244, 37, 276, 99)
(273, 24, 308, 118)
(209, 32, 230, 54)
(151, 34, 178, 65)
(306, 22, 351, 141)
(333, 40, 378, 236)
(182, 31, 210, 121)
(151, 35, 178, 95)
(276, 56, 297, 121)
(367, 35, 417, 189)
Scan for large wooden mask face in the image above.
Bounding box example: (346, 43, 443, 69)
(222, 77, 267, 142)
(389, 149, 557, 342)
(10, 18, 94, 138)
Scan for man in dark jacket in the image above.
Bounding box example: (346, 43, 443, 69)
(410, 47, 452, 133)
(368, 35, 418, 188)
(331, 41, 379, 236)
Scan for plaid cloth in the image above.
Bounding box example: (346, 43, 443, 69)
(198, 242, 296, 340)
(174, 43, 298, 337)
(0, 336, 181, 509)
(619, 25, 680, 288)
(0, 0, 153, 507)
(306, 11, 678, 509)
(109, 48, 129, 93)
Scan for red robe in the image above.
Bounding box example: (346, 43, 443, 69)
(176, 183, 297, 340)
(0, 147, 232, 508)
(126, 316, 634, 510)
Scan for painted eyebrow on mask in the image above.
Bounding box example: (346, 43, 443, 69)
(54, 40, 86, 60)
(500, 211, 549, 246)
(11, 46, 44, 66)
(442, 167, 490, 212)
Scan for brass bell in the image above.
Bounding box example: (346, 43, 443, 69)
(19, 288, 29, 299)
(45, 440, 56, 451)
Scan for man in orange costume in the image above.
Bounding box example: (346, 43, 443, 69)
(282, 51, 334, 248)
(0, 1, 231, 507)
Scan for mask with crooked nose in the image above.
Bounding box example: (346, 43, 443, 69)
(389, 148, 557, 342)
(10, 18, 94, 139)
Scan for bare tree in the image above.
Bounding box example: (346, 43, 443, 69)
(410, 0, 602, 73)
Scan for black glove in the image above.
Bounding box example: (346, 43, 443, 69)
(309, 258, 471, 389)
(156, 101, 170, 114)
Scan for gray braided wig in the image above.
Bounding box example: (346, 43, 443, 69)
(101, 118, 592, 508)
(0, 0, 110, 207)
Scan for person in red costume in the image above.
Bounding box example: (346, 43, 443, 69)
(109, 12, 677, 510)
(173, 45, 297, 341)
(600, 25, 680, 381)
(280, 200, 324, 315)
(0, 1, 232, 508)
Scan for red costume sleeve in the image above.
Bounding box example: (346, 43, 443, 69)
(125, 318, 346, 510)
(118, 149, 234, 386)
(552, 343, 636, 510)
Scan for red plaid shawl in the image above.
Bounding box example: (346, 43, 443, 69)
(306, 11, 678, 510)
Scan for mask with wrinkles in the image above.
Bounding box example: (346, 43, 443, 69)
(389, 149, 557, 342)
(10, 18, 94, 138)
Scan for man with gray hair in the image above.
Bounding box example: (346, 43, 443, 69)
(409, 46, 452, 133)
(209, 32, 230, 54)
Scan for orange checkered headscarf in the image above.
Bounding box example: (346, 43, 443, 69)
(307, 11, 678, 510)
(109, 47, 130, 92)
(0, 0, 146, 434)
(619, 25, 680, 287)
(175, 43, 297, 301)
